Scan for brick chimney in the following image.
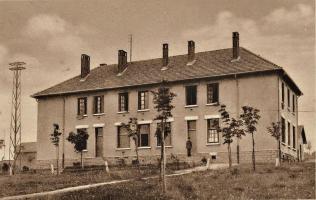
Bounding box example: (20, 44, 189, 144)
(232, 32, 240, 59)
(162, 43, 168, 66)
(81, 54, 90, 78)
(188, 40, 195, 62)
(118, 50, 127, 73)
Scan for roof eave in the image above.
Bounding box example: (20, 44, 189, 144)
(32, 69, 281, 98)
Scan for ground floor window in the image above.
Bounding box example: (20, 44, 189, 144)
(117, 126, 130, 148)
(77, 128, 88, 150)
(207, 118, 219, 143)
(138, 124, 150, 147)
(157, 122, 172, 146)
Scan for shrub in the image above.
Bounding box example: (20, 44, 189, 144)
(2, 163, 9, 172)
(201, 157, 207, 165)
(22, 166, 30, 172)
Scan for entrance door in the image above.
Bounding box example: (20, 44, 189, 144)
(95, 127, 103, 157)
(187, 120, 197, 154)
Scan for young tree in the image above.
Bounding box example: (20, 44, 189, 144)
(151, 80, 176, 193)
(218, 105, 244, 169)
(240, 106, 261, 171)
(121, 117, 141, 173)
(267, 122, 281, 166)
(50, 123, 62, 175)
(67, 129, 89, 169)
(307, 141, 312, 155)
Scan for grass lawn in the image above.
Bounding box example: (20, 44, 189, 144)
(0, 165, 160, 198)
(0, 162, 314, 199)
(52, 162, 314, 200)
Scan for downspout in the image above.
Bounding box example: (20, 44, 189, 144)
(62, 97, 66, 168)
(235, 74, 240, 164)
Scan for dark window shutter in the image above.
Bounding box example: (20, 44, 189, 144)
(138, 92, 141, 110)
(77, 98, 80, 115)
(84, 98, 87, 114)
(125, 93, 129, 111)
(213, 83, 219, 102)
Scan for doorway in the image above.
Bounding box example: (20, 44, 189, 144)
(187, 120, 197, 155)
(95, 127, 103, 157)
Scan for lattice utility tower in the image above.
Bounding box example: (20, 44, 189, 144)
(8, 61, 26, 171)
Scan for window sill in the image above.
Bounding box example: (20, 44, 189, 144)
(137, 146, 151, 149)
(206, 102, 219, 106)
(184, 105, 198, 108)
(116, 148, 131, 151)
(77, 114, 87, 117)
(288, 146, 291, 149)
(137, 109, 150, 112)
(156, 146, 173, 148)
(93, 113, 105, 116)
(206, 143, 220, 146)
(292, 148, 297, 151)
(82, 149, 88, 152)
(117, 111, 129, 114)
(281, 142, 286, 146)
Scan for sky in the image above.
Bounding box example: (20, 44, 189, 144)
(0, 0, 315, 157)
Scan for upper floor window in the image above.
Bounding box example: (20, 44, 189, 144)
(281, 82, 284, 109)
(292, 95, 295, 113)
(138, 124, 150, 147)
(157, 122, 172, 146)
(207, 118, 219, 143)
(77, 97, 87, 115)
(287, 88, 290, 109)
(207, 83, 219, 104)
(138, 91, 149, 110)
(93, 96, 104, 114)
(186, 85, 197, 106)
(118, 92, 128, 112)
(281, 117, 285, 143)
(117, 126, 130, 148)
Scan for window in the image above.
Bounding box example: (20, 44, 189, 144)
(93, 96, 104, 114)
(138, 124, 150, 147)
(292, 95, 295, 113)
(207, 118, 219, 143)
(287, 88, 290, 108)
(185, 85, 197, 105)
(207, 83, 219, 104)
(77, 97, 87, 115)
(117, 126, 130, 148)
(157, 122, 172, 146)
(187, 120, 196, 139)
(138, 91, 149, 110)
(281, 83, 284, 109)
(281, 117, 285, 143)
(288, 122, 291, 146)
(293, 126, 296, 149)
(118, 92, 128, 112)
(77, 128, 88, 150)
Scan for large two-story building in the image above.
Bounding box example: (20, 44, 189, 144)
(32, 32, 302, 168)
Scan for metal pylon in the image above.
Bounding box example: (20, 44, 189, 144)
(8, 61, 26, 172)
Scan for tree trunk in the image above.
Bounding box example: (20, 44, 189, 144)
(134, 138, 141, 175)
(56, 146, 59, 175)
(228, 143, 232, 169)
(81, 151, 83, 169)
(237, 142, 240, 164)
(252, 133, 256, 171)
(162, 119, 166, 193)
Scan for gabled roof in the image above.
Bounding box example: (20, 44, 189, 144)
(32, 47, 302, 98)
(298, 125, 307, 144)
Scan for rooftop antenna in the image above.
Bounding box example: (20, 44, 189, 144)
(8, 61, 26, 174)
(129, 34, 133, 62)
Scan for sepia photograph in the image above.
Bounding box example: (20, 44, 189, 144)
(0, 0, 315, 199)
